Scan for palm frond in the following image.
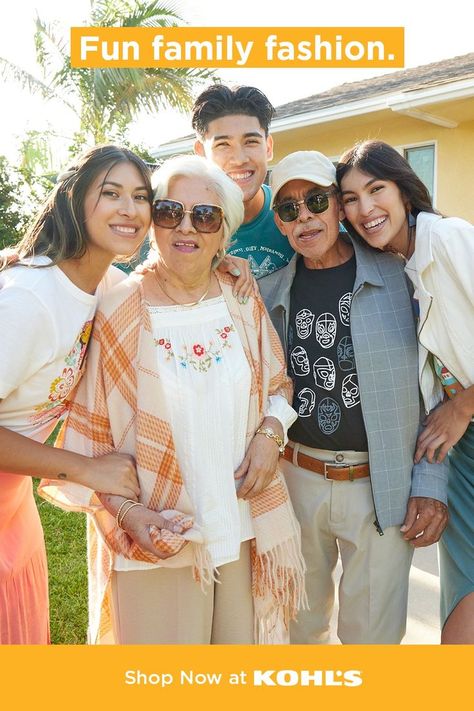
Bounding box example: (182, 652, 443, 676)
(121, 1, 184, 28)
(110, 75, 194, 121)
(0, 57, 57, 100)
(88, 65, 213, 117)
(34, 15, 70, 67)
(90, 0, 183, 27)
(4, 1, 214, 147)
(90, 0, 128, 26)
(90, 0, 182, 27)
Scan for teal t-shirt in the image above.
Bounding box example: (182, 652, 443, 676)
(228, 184, 295, 279)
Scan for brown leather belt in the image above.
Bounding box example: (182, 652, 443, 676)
(282, 444, 369, 481)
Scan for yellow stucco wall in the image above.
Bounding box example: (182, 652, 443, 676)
(270, 113, 474, 222)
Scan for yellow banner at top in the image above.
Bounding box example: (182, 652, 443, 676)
(70, 27, 404, 68)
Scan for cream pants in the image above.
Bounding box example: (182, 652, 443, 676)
(110, 541, 254, 644)
(282, 444, 414, 644)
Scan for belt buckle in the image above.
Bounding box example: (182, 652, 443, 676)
(323, 460, 351, 480)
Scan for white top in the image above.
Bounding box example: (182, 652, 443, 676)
(0, 256, 124, 440)
(114, 294, 296, 572)
(405, 212, 474, 413)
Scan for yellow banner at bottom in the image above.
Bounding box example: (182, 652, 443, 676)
(1, 644, 470, 709)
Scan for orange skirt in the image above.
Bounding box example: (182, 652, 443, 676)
(0, 472, 50, 644)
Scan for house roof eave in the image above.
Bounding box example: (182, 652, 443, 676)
(271, 77, 474, 134)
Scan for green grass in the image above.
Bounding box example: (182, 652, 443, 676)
(33, 480, 88, 644)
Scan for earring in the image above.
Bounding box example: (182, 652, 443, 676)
(407, 211, 416, 228)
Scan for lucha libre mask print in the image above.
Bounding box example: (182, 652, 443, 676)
(313, 357, 336, 391)
(297, 388, 316, 417)
(315, 312, 337, 348)
(341, 373, 360, 408)
(290, 345, 310, 376)
(295, 308, 315, 339)
(337, 336, 355, 372)
(317, 397, 341, 435)
(338, 292, 352, 326)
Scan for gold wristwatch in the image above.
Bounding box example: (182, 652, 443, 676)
(255, 426, 285, 454)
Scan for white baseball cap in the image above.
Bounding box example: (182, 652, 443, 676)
(270, 150, 337, 208)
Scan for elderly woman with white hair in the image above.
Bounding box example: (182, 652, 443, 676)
(43, 155, 305, 645)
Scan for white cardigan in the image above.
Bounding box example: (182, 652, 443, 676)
(405, 211, 474, 413)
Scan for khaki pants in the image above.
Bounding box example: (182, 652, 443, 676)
(281, 446, 413, 644)
(110, 541, 254, 644)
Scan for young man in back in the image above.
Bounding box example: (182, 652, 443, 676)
(193, 84, 294, 279)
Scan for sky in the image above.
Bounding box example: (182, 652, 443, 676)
(1, 0, 473, 165)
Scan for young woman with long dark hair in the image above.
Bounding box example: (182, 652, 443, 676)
(337, 140, 474, 643)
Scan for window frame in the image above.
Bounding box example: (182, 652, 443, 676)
(397, 140, 437, 207)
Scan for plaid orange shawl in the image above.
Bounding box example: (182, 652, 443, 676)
(40, 272, 306, 644)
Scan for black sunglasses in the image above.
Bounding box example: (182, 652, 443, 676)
(153, 199, 224, 233)
(273, 189, 337, 222)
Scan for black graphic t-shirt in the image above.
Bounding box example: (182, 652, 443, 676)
(288, 255, 368, 451)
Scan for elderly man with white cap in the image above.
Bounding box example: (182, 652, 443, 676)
(258, 151, 448, 644)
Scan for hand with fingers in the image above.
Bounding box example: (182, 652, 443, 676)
(217, 255, 253, 303)
(400, 496, 448, 547)
(134, 255, 157, 275)
(97, 493, 185, 559)
(82, 452, 141, 501)
(235, 418, 283, 500)
(415, 396, 473, 464)
(0, 247, 20, 267)
(120, 504, 188, 559)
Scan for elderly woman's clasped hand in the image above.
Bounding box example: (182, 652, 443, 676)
(97, 493, 185, 559)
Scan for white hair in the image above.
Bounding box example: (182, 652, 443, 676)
(152, 155, 244, 258)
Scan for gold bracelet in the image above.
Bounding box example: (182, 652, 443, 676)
(115, 499, 136, 528)
(255, 426, 285, 454)
(118, 501, 144, 529)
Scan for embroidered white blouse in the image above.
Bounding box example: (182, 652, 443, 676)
(114, 295, 296, 572)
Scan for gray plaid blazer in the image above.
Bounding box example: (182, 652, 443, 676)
(259, 234, 448, 531)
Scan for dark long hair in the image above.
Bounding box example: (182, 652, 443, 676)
(336, 140, 437, 217)
(1, 144, 152, 270)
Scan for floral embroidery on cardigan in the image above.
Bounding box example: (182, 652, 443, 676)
(154, 324, 236, 372)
